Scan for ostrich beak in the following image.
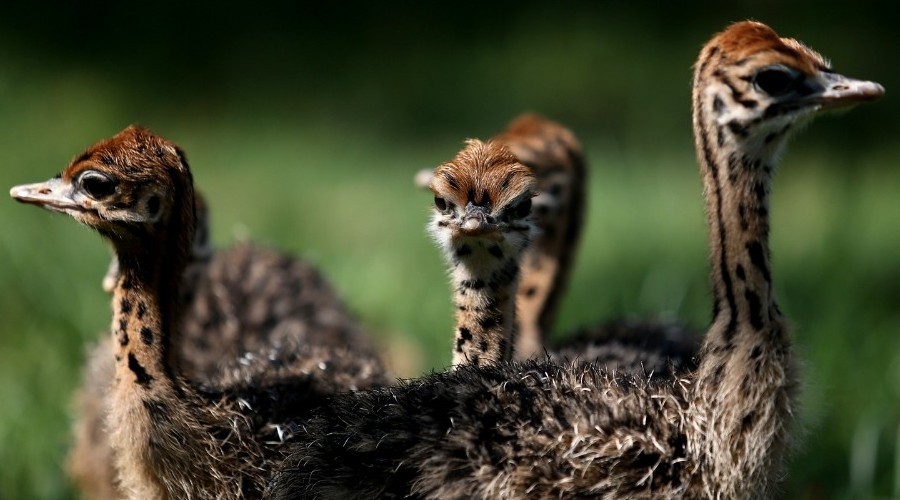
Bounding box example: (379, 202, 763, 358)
(10, 178, 82, 214)
(810, 72, 884, 109)
(457, 203, 499, 238)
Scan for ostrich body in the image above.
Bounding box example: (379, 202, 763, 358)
(69, 242, 388, 499)
(268, 21, 883, 498)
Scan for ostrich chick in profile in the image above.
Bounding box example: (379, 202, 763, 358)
(11, 126, 385, 499)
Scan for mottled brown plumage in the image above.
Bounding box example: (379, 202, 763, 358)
(268, 21, 882, 498)
(69, 245, 388, 499)
(12, 126, 388, 499)
(551, 319, 698, 377)
(69, 194, 214, 499)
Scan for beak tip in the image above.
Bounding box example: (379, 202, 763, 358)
(856, 80, 886, 101)
(9, 185, 27, 200)
(820, 79, 885, 109)
(861, 79, 884, 98)
(461, 219, 479, 232)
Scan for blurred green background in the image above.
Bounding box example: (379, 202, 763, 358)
(0, 1, 898, 497)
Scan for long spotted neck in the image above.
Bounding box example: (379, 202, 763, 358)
(112, 248, 186, 395)
(108, 189, 196, 498)
(689, 57, 795, 494)
(450, 239, 521, 367)
(514, 166, 584, 359)
(498, 117, 587, 360)
(693, 90, 783, 345)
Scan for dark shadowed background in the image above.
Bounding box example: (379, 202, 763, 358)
(0, 1, 898, 497)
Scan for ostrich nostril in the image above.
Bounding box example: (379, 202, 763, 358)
(38, 187, 51, 194)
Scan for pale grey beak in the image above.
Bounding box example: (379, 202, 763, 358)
(458, 203, 497, 237)
(10, 178, 81, 213)
(815, 72, 884, 108)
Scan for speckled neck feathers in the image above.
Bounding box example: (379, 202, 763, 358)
(429, 139, 536, 367)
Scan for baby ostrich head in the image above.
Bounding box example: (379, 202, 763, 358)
(429, 139, 536, 262)
(430, 139, 536, 366)
(695, 21, 884, 160)
(10, 126, 196, 263)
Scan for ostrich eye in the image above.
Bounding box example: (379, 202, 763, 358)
(434, 196, 448, 211)
(78, 171, 117, 199)
(511, 197, 532, 219)
(753, 66, 798, 97)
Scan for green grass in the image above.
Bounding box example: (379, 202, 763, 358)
(1, 9, 899, 497)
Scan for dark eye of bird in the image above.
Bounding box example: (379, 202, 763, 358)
(753, 66, 798, 97)
(512, 197, 532, 219)
(434, 196, 448, 211)
(79, 171, 117, 199)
